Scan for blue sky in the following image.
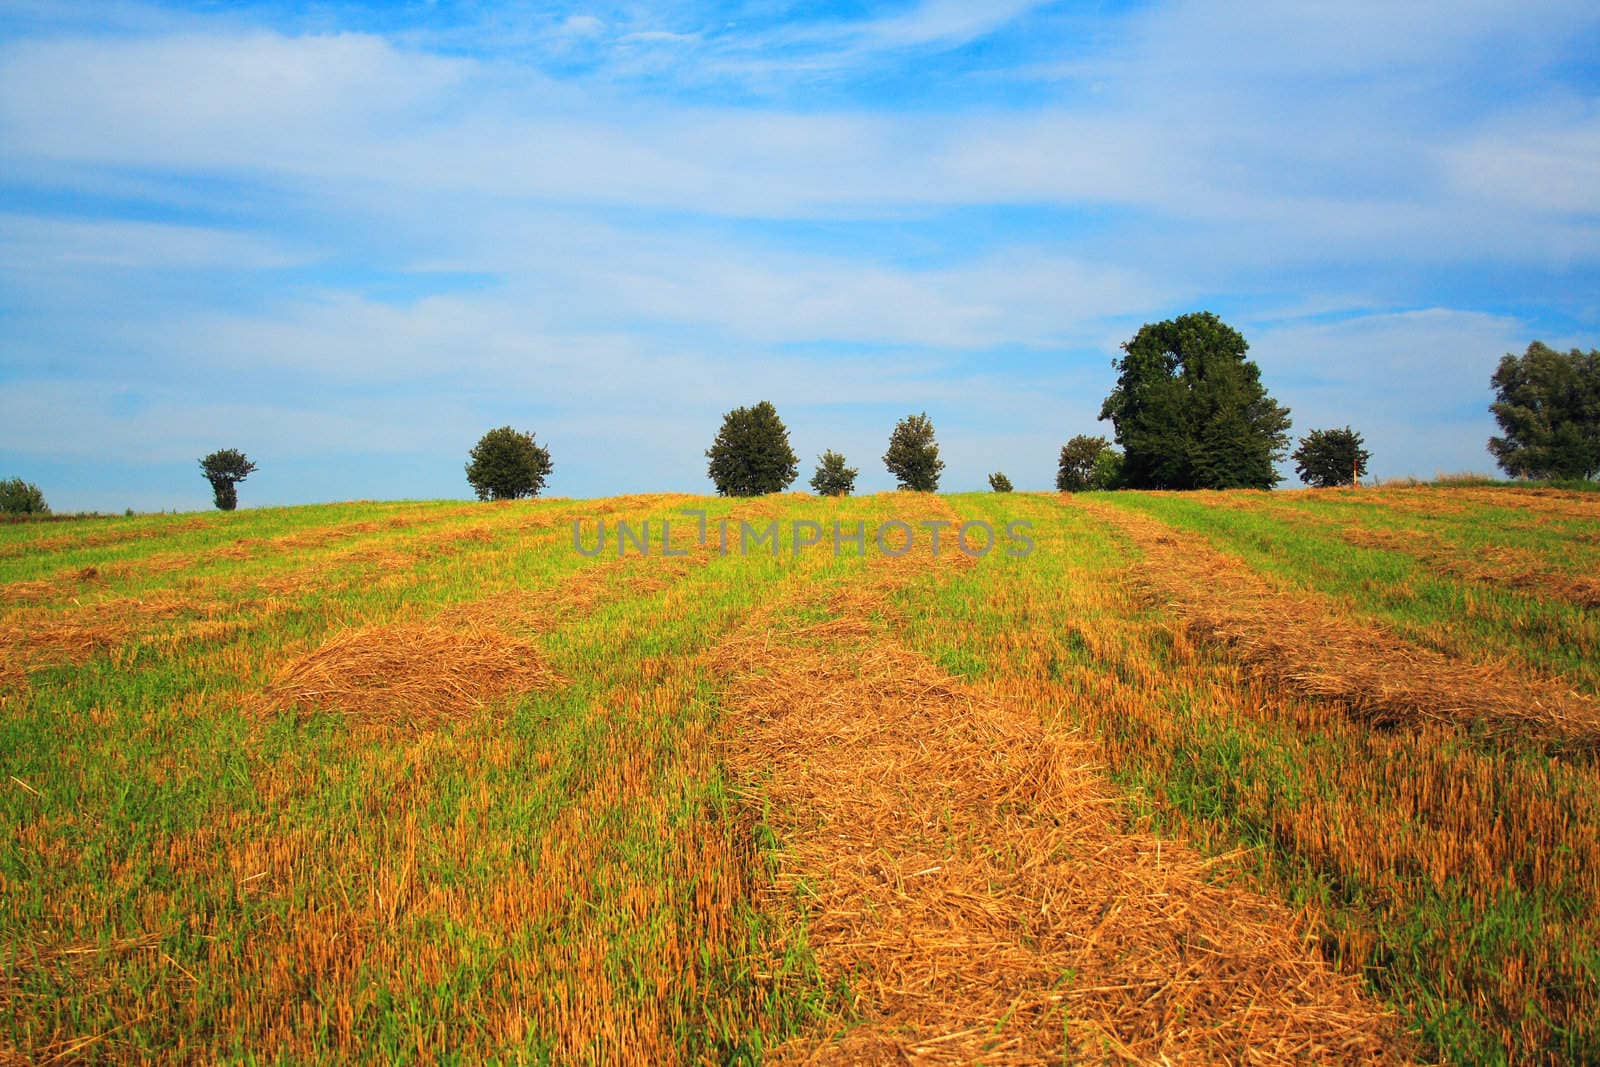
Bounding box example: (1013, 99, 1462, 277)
(1, 0, 1597, 510)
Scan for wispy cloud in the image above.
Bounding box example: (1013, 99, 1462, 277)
(708, 0, 1048, 70)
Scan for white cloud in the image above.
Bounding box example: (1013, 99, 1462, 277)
(1445, 106, 1600, 217)
(615, 29, 697, 45)
(755, 0, 1045, 56)
(0, 31, 468, 166)
(3, 18, 1594, 272)
(558, 15, 605, 37)
(0, 213, 305, 272)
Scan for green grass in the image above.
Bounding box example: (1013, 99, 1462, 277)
(1102, 491, 1600, 695)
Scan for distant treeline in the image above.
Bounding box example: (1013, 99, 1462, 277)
(6, 315, 1597, 515)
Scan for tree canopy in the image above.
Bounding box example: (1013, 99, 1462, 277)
(1293, 427, 1370, 488)
(198, 449, 258, 511)
(1098, 312, 1291, 490)
(706, 401, 798, 496)
(809, 450, 858, 496)
(1056, 435, 1118, 492)
(0, 478, 49, 516)
(987, 471, 1013, 493)
(465, 427, 553, 501)
(884, 412, 944, 491)
(1488, 342, 1600, 480)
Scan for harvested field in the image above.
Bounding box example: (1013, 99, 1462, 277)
(1076, 498, 1600, 748)
(1446, 486, 1600, 518)
(1336, 523, 1600, 607)
(0, 592, 235, 670)
(2, 487, 1597, 1064)
(0, 579, 62, 605)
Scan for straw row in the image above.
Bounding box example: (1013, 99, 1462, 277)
(708, 582, 1405, 1062)
(1079, 499, 1600, 749)
(261, 621, 562, 727)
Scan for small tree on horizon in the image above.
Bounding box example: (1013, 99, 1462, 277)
(884, 412, 944, 491)
(1057, 435, 1115, 492)
(810, 450, 858, 496)
(466, 427, 553, 501)
(1487, 342, 1600, 480)
(1091, 448, 1125, 490)
(1293, 427, 1370, 488)
(199, 449, 257, 511)
(0, 478, 49, 516)
(987, 472, 1013, 492)
(706, 401, 799, 496)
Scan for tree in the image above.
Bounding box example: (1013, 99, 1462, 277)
(0, 478, 49, 515)
(706, 401, 798, 496)
(1098, 311, 1291, 489)
(810, 450, 858, 496)
(1293, 427, 1370, 488)
(1057, 435, 1115, 492)
(1487, 342, 1600, 480)
(987, 472, 1013, 493)
(884, 412, 944, 491)
(199, 449, 258, 511)
(465, 427, 553, 501)
(1091, 448, 1125, 491)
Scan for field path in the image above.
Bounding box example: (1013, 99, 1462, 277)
(710, 536, 1405, 1063)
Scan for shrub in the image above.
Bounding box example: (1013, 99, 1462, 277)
(988, 472, 1013, 492)
(810, 450, 858, 496)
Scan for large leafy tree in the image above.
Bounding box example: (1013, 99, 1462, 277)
(884, 412, 944, 491)
(809, 450, 858, 496)
(465, 427, 553, 500)
(198, 449, 258, 511)
(706, 401, 798, 496)
(1293, 427, 1370, 488)
(1488, 342, 1600, 480)
(1099, 312, 1291, 489)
